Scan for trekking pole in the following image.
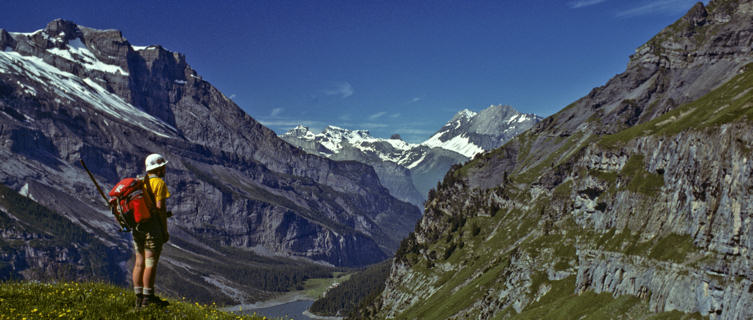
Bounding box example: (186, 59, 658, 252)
(80, 159, 110, 207)
(80, 160, 130, 232)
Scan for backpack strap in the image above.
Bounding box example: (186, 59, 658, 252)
(142, 175, 158, 214)
(143, 174, 167, 238)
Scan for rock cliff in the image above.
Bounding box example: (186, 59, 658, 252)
(370, 1, 753, 319)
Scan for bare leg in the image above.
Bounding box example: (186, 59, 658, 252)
(142, 249, 159, 289)
(133, 249, 145, 288)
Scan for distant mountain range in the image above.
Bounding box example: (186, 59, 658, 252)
(281, 105, 541, 208)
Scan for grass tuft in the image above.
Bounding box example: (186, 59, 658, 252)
(0, 281, 274, 320)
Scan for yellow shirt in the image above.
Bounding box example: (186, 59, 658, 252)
(146, 175, 170, 203)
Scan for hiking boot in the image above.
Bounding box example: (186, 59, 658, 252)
(141, 294, 170, 308)
(135, 293, 143, 308)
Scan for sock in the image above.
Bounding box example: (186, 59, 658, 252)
(134, 287, 143, 296)
(143, 287, 154, 296)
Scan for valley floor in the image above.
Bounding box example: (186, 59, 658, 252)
(223, 272, 350, 319)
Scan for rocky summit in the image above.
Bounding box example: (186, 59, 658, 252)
(0, 19, 420, 303)
(281, 105, 540, 208)
(365, 1, 753, 319)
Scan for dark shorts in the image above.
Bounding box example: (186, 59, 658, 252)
(132, 219, 164, 253)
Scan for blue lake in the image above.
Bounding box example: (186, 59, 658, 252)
(239, 300, 314, 320)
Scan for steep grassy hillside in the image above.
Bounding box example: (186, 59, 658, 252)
(377, 57, 753, 320)
(309, 260, 390, 318)
(371, 1, 753, 319)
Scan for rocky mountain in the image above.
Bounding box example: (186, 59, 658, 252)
(423, 105, 540, 156)
(281, 105, 540, 208)
(0, 19, 420, 304)
(364, 1, 753, 319)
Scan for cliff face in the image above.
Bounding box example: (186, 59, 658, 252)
(0, 184, 127, 284)
(0, 19, 420, 303)
(372, 1, 753, 319)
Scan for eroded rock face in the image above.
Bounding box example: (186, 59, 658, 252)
(0, 19, 420, 301)
(374, 1, 753, 319)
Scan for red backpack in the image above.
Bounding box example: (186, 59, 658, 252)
(109, 177, 154, 229)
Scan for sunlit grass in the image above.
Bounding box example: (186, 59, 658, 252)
(0, 281, 282, 320)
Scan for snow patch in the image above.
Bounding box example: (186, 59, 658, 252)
(16, 81, 37, 96)
(46, 37, 129, 75)
(19, 183, 34, 201)
(131, 45, 154, 51)
(422, 133, 484, 158)
(0, 50, 176, 137)
(406, 154, 427, 169)
(9, 30, 43, 37)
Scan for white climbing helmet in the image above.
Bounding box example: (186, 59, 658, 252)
(145, 153, 168, 172)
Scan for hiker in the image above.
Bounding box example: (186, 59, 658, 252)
(132, 153, 171, 308)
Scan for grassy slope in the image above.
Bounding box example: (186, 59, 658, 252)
(0, 281, 272, 320)
(391, 55, 753, 320)
(600, 63, 753, 148)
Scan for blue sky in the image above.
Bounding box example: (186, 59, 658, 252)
(1, 0, 708, 142)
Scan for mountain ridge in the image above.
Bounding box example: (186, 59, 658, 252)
(281, 105, 541, 208)
(365, 1, 753, 319)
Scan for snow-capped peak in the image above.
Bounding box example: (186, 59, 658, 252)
(455, 108, 478, 119)
(282, 124, 315, 139)
(281, 105, 539, 168)
(282, 124, 413, 159)
(443, 108, 479, 131)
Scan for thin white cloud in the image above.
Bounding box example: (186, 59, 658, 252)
(390, 113, 401, 119)
(359, 122, 390, 128)
(337, 122, 390, 129)
(394, 128, 436, 135)
(229, 94, 237, 99)
(617, 0, 704, 17)
(368, 111, 387, 120)
(258, 119, 324, 129)
(270, 107, 284, 117)
(324, 82, 354, 98)
(410, 97, 422, 103)
(568, 0, 606, 9)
